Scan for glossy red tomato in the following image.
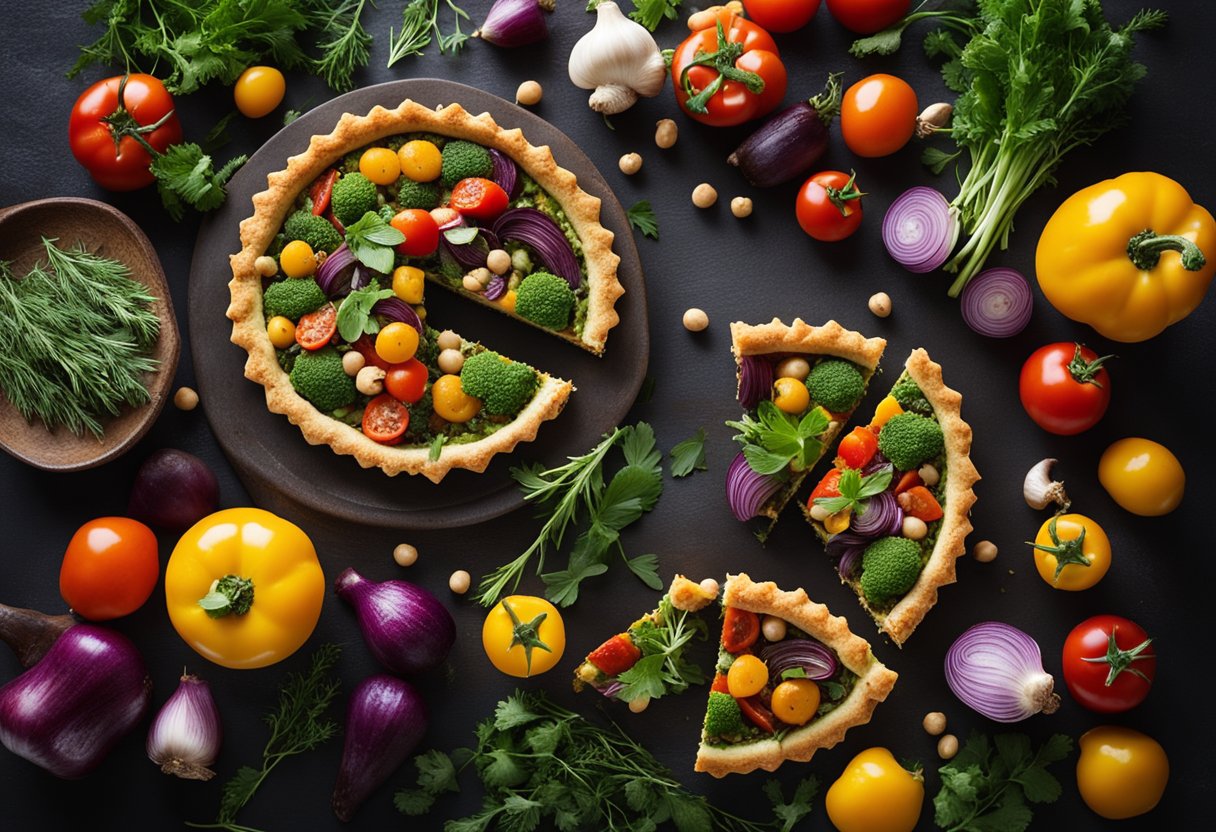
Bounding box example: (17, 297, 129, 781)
(68, 74, 183, 191)
(60, 517, 159, 621)
(295, 303, 337, 351)
(1063, 615, 1155, 713)
(672, 10, 787, 126)
(825, 0, 910, 34)
(796, 170, 864, 241)
(743, 0, 822, 33)
(390, 209, 440, 257)
(810, 468, 843, 502)
(722, 607, 760, 653)
(837, 426, 878, 468)
(1019, 343, 1112, 435)
(385, 359, 428, 403)
(362, 394, 409, 444)
(841, 74, 918, 157)
(448, 178, 509, 222)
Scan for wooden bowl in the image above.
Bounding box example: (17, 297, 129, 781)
(0, 197, 180, 471)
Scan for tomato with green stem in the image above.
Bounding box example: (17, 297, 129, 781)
(69, 74, 183, 191)
(1020, 343, 1113, 435)
(796, 170, 864, 241)
(671, 11, 787, 127)
(1030, 513, 1111, 591)
(1063, 615, 1155, 713)
(841, 73, 918, 158)
(743, 0, 822, 33)
(482, 595, 566, 678)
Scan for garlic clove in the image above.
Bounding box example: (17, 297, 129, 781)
(568, 2, 666, 115)
(1023, 458, 1070, 511)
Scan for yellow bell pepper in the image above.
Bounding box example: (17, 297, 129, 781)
(165, 508, 325, 670)
(1036, 172, 1216, 342)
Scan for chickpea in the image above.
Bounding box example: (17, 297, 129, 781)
(618, 152, 643, 175)
(254, 255, 278, 277)
(628, 695, 650, 714)
(973, 540, 999, 563)
(902, 516, 928, 540)
(173, 386, 199, 411)
(868, 292, 893, 318)
(730, 196, 753, 218)
(761, 615, 787, 642)
(923, 711, 947, 736)
(342, 350, 366, 376)
(699, 578, 720, 598)
(692, 182, 718, 209)
(775, 356, 811, 381)
(808, 503, 830, 522)
(655, 118, 678, 149)
(918, 463, 940, 487)
(515, 80, 543, 107)
(938, 734, 960, 760)
(436, 329, 462, 351)
(486, 248, 511, 275)
(449, 569, 471, 594)
(438, 348, 465, 374)
(463, 273, 485, 293)
(683, 307, 709, 332)
(393, 543, 418, 567)
(356, 365, 386, 396)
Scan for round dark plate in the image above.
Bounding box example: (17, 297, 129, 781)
(187, 79, 648, 530)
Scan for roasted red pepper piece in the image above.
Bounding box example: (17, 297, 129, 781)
(894, 470, 923, 495)
(587, 634, 642, 676)
(898, 486, 944, 522)
(738, 695, 776, 733)
(310, 168, 340, 216)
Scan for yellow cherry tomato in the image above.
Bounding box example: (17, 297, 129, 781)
(1077, 726, 1169, 820)
(773, 376, 811, 414)
(824, 507, 851, 534)
(770, 679, 820, 726)
(1098, 437, 1185, 516)
(266, 316, 296, 349)
(279, 240, 315, 278)
(1030, 513, 1111, 591)
(392, 265, 426, 304)
(359, 147, 402, 186)
(432, 373, 481, 423)
(482, 595, 566, 678)
(499, 289, 517, 313)
(375, 321, 420, 364)
(870, 394, 904, 429)
(233, 66, 286, 118)
(398, 140, 443, 182)
(826, 748, 925, 832)
(727, 653, 769, 698)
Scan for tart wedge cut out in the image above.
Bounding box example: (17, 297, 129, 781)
(572, 575, 718, 707)
(695, 573, 898, 777)
(725, 318, 887, 539)
(803, 348, 980, 645)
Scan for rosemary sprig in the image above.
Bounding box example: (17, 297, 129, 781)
(386, 0, 470, 67)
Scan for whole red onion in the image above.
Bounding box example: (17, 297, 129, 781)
(334, 568, 456, 675)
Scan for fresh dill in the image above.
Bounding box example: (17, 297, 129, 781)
(386, 0, 471, 67)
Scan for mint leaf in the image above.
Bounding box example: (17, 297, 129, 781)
(336, 282, 395, 342)
(668, 428, 707, 477)
(344, 211, 404, 272)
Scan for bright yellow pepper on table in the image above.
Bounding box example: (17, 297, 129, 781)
(165, 508, 325, 669)
(1036, 171, 1216, 342)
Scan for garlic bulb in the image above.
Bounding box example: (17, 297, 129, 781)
(1023, 458, 1070, 511)
(568, 2, 667, 115)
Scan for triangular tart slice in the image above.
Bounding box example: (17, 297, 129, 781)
(695, 573, 897, 777)
(802, 348, 980, 644)
(726, 319, 886, 540)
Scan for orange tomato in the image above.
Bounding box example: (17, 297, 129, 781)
(60, 517, 159, 620)
(841, 74, 918, 157)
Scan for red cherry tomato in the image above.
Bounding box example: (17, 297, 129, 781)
(837, 426, 878, 469)
(743, 0, 822, 32)
(1063, 615, 1155, 713)
(309, 169, 340, 216)
(385, 359, 428, 403)
(587, 634, 642, 676)
(738, 695, 776, 733)
(796, 170, 864, 242)
(722, 607, 760, 653)
(295, 303, 337, 351)
(60, 517, 159, 621)
(711, 673, 732, 693)
(825, 0, 910, 34)
(840, 73, 918, 157)
(1019, 342, 1113, 435)
(448, 178, 510, 223)
(362, 394, 409, 444)
(390, 208, 440, 257)
(68, 74, 183, 191)
(353, 335, 391, 371)
(810, 468, 843, 503)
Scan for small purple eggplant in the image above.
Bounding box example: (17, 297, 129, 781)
(728, 72, 843, 188)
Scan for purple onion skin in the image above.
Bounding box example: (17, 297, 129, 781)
(372, 297, 424, 334)
(728, 103, 832, 188)
(488, 148, 519, 199)
(127, 449, 219, 529)
(474, 0, 552, 48)
(726, 451, 783, 521)
(334, 568, 456, 675)
(492, 208, 581, 289)
(333, 675, 428, 822)
(738, 355, 774, 410)
(0, 625, 151, 778)
(0, 603, 75, 668)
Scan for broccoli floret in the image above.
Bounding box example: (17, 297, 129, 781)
(878, 412, 945, 471)
(805, 360, 866, 413)
(394, 177, 441, 210)
(460, 351, 539, 416)
(330, 172, 379, 226)
(289, 348, 357, 413)
(891, 376, 934, 415)
(440, 140, 493, 188)
(283, 210, 342, 253)
(515, 271, 575, 330)
(263, 278, 327, 321)
(378, 205, 396, 223)
(703, 692, 746, 738)
(859, 536, 923, 604)
(415, 327, 441, 370)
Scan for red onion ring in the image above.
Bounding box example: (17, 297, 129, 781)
(760, 638, 838, 681)
(882, 187, 959, 273)
(960, 267, 1033, 338)
(738, 355, 774, 410)
(726, 452, 783, 521)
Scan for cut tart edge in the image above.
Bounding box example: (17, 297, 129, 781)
(694, 573, 898, 778)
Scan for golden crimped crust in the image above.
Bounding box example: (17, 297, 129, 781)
(695, 573, 898, 778)
(669, 574, 719, 613)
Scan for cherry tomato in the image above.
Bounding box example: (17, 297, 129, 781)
(837, 426, 878, 468)
(376, 321, 420, 364)
(721, 607, 760, 653)
(390, 208, 440, 257)
(295, 303, 337, 351)
(482, 596, 566, 677)
(398, 139, 442, 182)
(1030, 513, 1111, 591)
(1063, 615, 1155, 714)
(743, 0, 822, 33)
(353, 335, 391, 371)
(266, 316, 296, 349)
(385, 359, 428, 404)
(310, 169, 340, 216)
(586, 634, 641, 676)
(771, 678, 820, 725)
(727, 653, 769, 698)
(826, 747, 924, 832)
(1098, 437, 1185, 516)
(359, 147, 401, 186)
(671, 10, 787, 127)
(796, 170, 864, 241)
(810, 468, 843, 502)
(738, 695, 776, 733)
(1077, 726, 1168, 820)
(773, 376, 811, 414)
(392, 265, 426, 304)
(279, 240, 316, 278)
(825, 0, 911, 34)
(1019, 343, 1112, 435)
(449, 178, 510, 222)
(893, 470, 922, 494)
(362, 394, 409, 444)
(69, 74, 183, 191)
(711, 673, 731, 693)
(897, 486, 943, 521)
(841, 74, 918, 157)
(431, 373, 481, 423)
(233, 66, 286, 118)
(60, 517, 159, 621)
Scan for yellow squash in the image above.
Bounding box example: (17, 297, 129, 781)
(1036, 171, 1215, 342)
(165, 508, 325, 669)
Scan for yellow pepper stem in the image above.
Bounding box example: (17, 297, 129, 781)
(198, 575, 255, 619)
(1127, 228, 1207, 271)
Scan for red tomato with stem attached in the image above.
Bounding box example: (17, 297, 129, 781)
(796, 170, 864, 241)
(1019, 342, 1113, 435)
(448, 178, 509, 223)
(1063, 615, 1155, 713)
(743, 0, 822, 33)
(362, 394, 409, 444)
(671, 10, 787, 127)
(841, 73, 918, 158)
(826, 0, 910, 34)
(60, 517, 159, 621)
(391, 209, 440, 257)
(385, 359, 428, 403)
(68, 74, 183, 191)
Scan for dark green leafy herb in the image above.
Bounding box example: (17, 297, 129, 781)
(342, 212, 406, 273)
(627, 199, 660, 240)
(628, 0, 683, 32)
(615, 595, 707, 702)
(814, 465, 894, 515)
(669, 427, 707, 477)
(727, 401, 830, 475)
(849, 0, 978, 58)
(311, 0, 373, 91)
(150, 143, 246, 221)
(336, 282, 396, 342)
(763, 776, 819, 832)
(386, 0, 471, 67)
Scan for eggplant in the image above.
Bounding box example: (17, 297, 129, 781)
(728, 72, 843, 188)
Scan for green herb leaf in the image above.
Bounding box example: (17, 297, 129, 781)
(336, 282, 396, 342)
(344, 211, 406, 273)
(728, 402, 830, 476)
(626, 200, 660, 240)
(764, 775, 820, 832)
(444, 226, 480, 245)
(668, 428, 707, 477)
(387, 0, 472, 66)
(849, 24, 907, 57)
(493, 692, 542, 730)
(780, 666, 808, 680)
(625, 553, 663, 590)
(149, 143, 246, 221)
(627, 0, 682, 32)
(814, 464, 894, 515)
(541, 561, 609, 607)
(429, 434, 446, 462)
(311, 0, 372, 91)
(394, 788, 437, 816)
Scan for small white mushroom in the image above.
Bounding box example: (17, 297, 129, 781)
(973, 540, 999, 563)
(356, 365, 386, 396)
(1024, 458, 1070, 510)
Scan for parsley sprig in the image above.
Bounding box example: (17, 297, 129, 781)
(626, 200, 660, 240)
(668, 427, 707, 477)
(727, 401, 831, 476)
(615, 596, 707, 703)
(814, 465, 894, 515)
(627, 0, 683, 32)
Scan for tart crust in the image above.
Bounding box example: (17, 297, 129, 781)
(695, 573, 898, 778)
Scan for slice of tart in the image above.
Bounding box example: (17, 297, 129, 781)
(803, 348, 980, 645)
(695, 573, 897, 777)
(572, 575, 719, 708)
(726, 319, 886, 539)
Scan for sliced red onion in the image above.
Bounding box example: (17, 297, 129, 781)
(945, 622, 1061, 723)
(760, 638, 838, 681)
(961, 267, 1033, 338)
(862, 453, 889, 475)
(473, 0, 553, 48)
(484, 275, 507, 300)
(441, 227, 500, 270)
(851, 489, 903, 537)
(726, 451, 783, 521)
(315, 243, 357, 296)
(596, 681, 625, 699)
(371, 297, 423, 334)
(350, 264, 378, 292)
(493, 208, 581, 288)
(837, 546, 864, 579)
(826, 530, 870, 578)
(738, 355, 774, 410)
(488, 148, 519, 199)
(883, 187, 959, 272)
